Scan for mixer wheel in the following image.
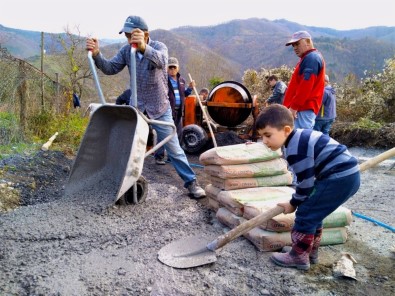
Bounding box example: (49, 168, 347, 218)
(181, 124, 208, 154)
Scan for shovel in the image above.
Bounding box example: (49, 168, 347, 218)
(188, 73, 217, 148)
(158, 147, 395, 269)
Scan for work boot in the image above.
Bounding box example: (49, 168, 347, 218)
(271, 230, 314, 270)
(155, 157, 166, 165)
(282, 227, 323, 264)
(310, 228, 323, 264)
(187, 180, 206, 199)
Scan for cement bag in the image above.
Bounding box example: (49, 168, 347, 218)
(244, 227, 348, 252)
(204, 158, 289, 179)
(199, 143, 281, 165)
(216, 208, 348, 251)
(216, 207, 246, 228)
(204, 184, 222, 201)
(215, 191, 245, 216)
(322, 207, 353, 228)
(217, 186, 294, 209)
(244, 203, 352, 232)
(207, 198, 221, 212)
(243, 200, 294, 232)
(209, 171, 293, 190)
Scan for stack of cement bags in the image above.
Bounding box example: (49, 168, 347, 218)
(200, 143, 352, 252)
(200, 142, 293, 191)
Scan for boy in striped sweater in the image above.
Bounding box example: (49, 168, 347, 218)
(255, 104, 360, 270)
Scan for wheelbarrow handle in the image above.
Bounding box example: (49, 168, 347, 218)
(87, 51, 106, 105)
(129, 46, 138, 108)
(138, 111, 177, 158)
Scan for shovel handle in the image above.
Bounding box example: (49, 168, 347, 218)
(207, 205, 284, 251)
(188, 73, 217, 147)
(359, 147, 395, 172)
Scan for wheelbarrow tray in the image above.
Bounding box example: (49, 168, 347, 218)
(65, 104, 149, 205)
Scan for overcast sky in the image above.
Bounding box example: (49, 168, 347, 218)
(2, 0, 395, 39)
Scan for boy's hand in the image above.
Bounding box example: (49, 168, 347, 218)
(277, 202, 296, 214)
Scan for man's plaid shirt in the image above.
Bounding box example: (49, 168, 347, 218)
(93, 38, 170, 119)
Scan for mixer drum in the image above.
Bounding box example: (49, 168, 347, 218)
(206, 81, 253, 127)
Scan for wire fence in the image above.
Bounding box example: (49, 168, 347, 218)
(0, 46, 71, 145)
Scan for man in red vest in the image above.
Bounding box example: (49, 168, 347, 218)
(283, 31, 326, 129)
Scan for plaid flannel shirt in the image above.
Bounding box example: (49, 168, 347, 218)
(93, 38, 170, 119)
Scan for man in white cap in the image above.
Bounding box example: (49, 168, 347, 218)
(154, 56, 195, 165)
(283, 31, 326, 129)
(86, 15, 206, 199)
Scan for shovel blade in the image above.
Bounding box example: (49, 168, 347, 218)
(158, 235, 217, 268)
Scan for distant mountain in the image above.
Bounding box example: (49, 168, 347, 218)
(171, 18, 395, 81)
(0, 24, 118, 58)
(1, 19, 395, 83)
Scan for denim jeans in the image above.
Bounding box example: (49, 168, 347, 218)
(295, 110, 316, 129)
(155, 114, 183, 160)
(294, 172, 360, 234)
(313, 119, 334, 135)
(151, 107, 196, 187)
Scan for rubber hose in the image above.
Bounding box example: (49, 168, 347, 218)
(352, 211, 395, 232)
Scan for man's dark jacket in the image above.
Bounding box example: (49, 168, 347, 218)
(167, 73, 192, 125)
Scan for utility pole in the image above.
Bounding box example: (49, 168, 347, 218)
(41, 32, 44, 107)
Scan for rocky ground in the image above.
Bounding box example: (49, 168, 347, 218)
(0, 136, 394, 295)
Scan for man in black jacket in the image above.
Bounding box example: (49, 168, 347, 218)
(265, 75, 287, 106)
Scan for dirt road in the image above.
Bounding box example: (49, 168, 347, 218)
(0, 148, 394, 295)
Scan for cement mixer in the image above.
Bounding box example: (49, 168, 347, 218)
(181, 81, 259, 154)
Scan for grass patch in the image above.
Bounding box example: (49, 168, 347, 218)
(350, 118, 383, 130)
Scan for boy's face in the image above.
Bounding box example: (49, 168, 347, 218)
(257, 125, 292, 151)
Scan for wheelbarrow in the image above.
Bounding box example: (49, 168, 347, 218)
(65, 47, 176, 207)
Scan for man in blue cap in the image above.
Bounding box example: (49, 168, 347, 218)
(86, 16, 206, 199)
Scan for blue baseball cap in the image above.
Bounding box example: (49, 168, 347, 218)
(285, 31, 312, 46)
(119, 16, 148, 34)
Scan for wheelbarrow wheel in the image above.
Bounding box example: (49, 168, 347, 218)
(118, 176, 148, 205)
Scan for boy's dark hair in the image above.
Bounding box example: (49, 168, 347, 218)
(255, 104, 294, 130)
(266, 75, 278, 83)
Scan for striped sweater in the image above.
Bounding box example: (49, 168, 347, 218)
(284, 129, 359, 207)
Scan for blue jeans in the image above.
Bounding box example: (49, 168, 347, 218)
(313, 119, 334, 135)
(151, 107, 196, 187)
(155, 114, 183, 160)
(294, 172, 360, 234)
(295, 110, 316, 129)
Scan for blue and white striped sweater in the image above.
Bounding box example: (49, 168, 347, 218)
(284, 129, 359, 206)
